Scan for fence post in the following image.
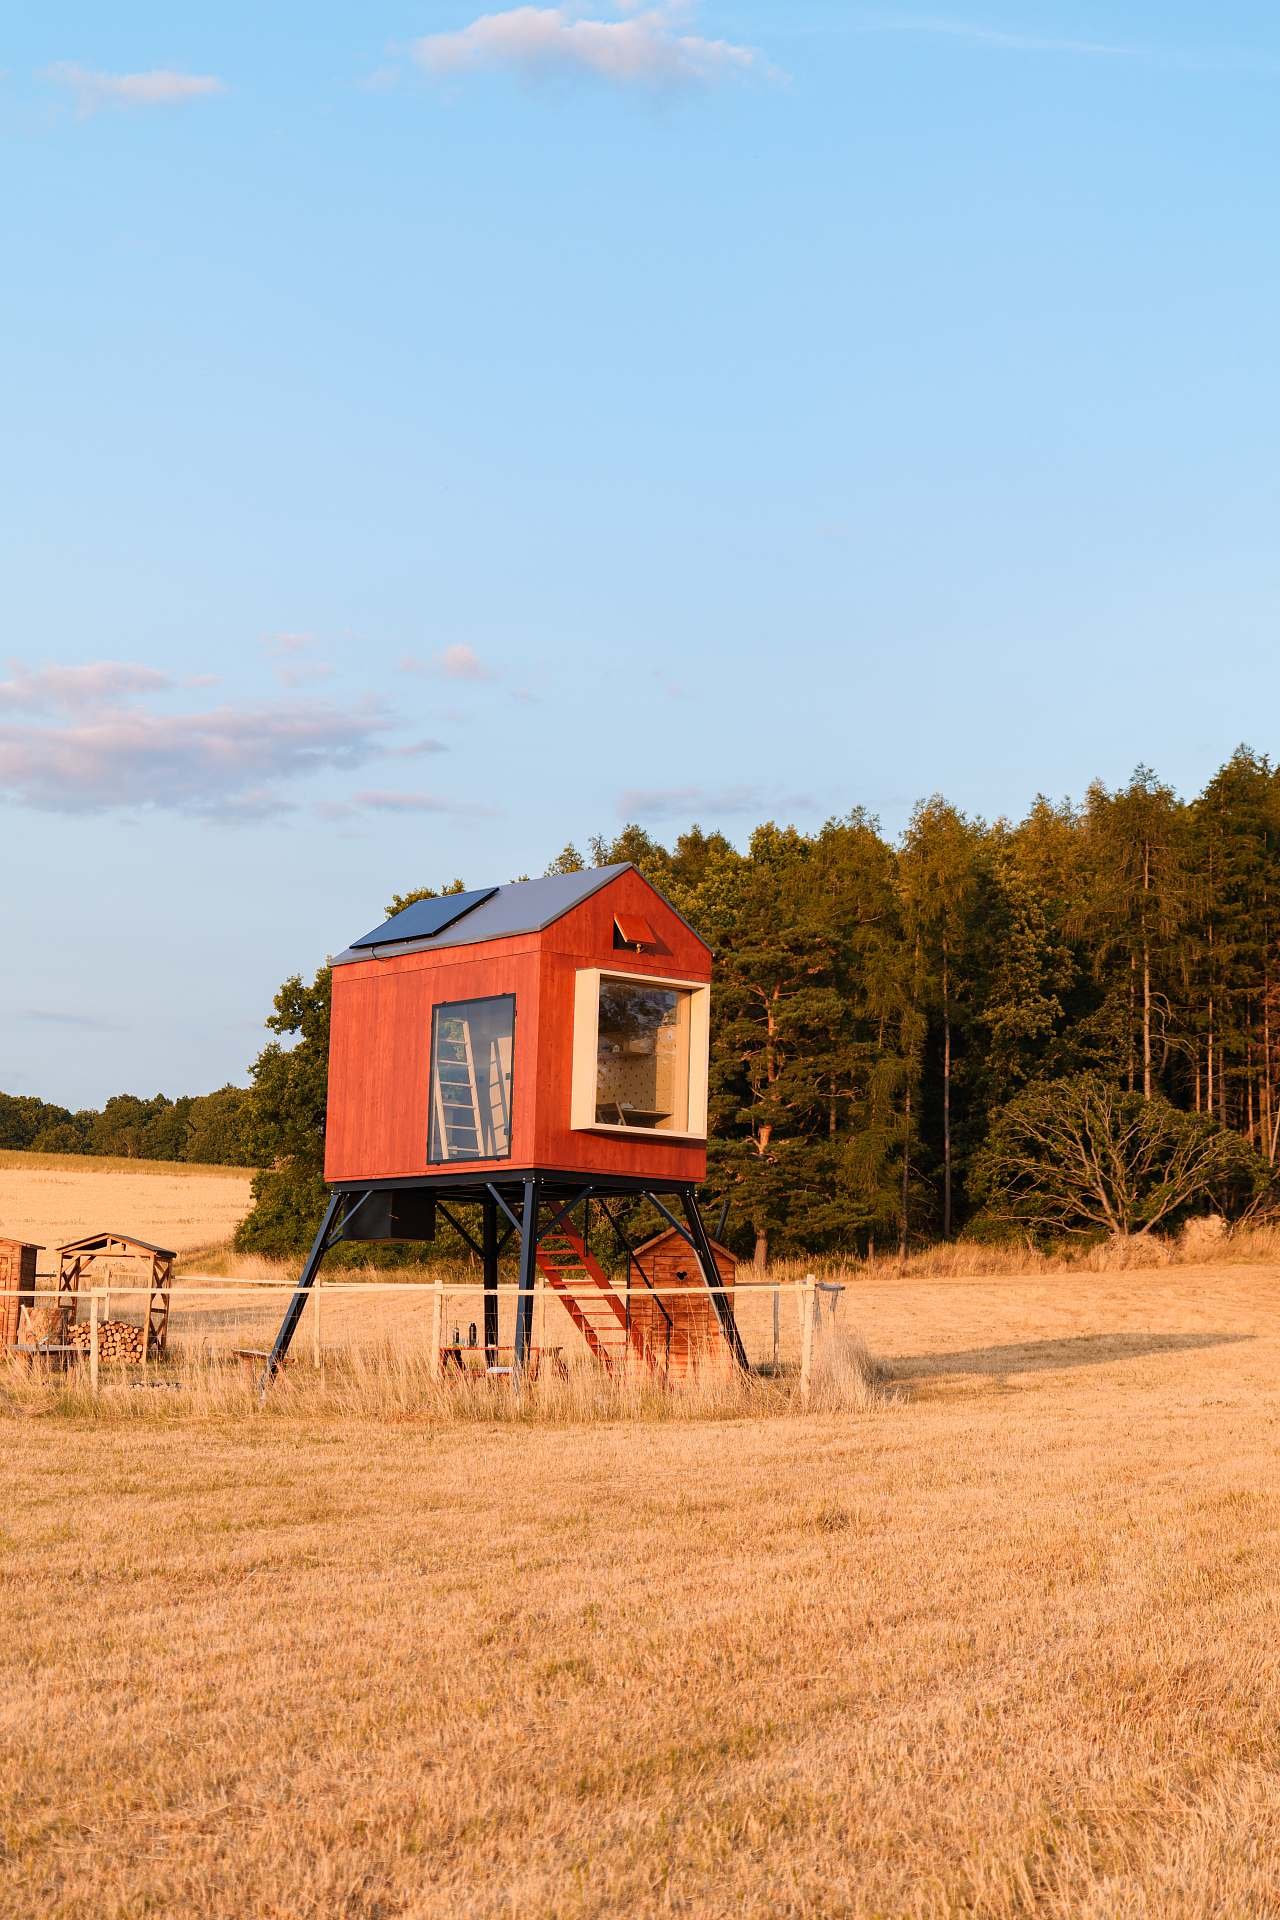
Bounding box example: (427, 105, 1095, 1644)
(799, 1275, 816, 1408)
(430, 1279, 443, 1377)
(312, 1281, 322, 1370)
(772, 1286, 780, 1373)
(89, 1290, 99, 1398)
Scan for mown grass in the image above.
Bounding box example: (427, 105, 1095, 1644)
(3, 1263, 1280, 1916)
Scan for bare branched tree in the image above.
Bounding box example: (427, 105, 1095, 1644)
(972, 1074, 1270, 1239)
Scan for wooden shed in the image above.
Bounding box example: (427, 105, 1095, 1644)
(629, 1227, 736, 1379)
(0, 1240, 40, 1348)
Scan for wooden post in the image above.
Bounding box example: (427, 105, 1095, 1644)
(430, 1279, 443, 1377)
(89, 1291, 99, 1398)
(139, 1286, 147, 1373)
(772, 1286, 780, 1373)
(312, 1281, 322, 1370)
(799, 1276, 816, 1408)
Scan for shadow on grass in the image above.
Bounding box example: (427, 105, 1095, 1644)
(892, 1330, 1255, 1380)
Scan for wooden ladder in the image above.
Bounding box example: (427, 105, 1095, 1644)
(535, 1224, 630, 1373)
(433, 1016, 485, 1158)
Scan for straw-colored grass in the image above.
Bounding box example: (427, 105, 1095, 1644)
(0, 1150, 254, 1258)
(3, 1260, 1280, 1916)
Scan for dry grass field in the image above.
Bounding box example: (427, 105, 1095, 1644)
(0, 1149, 254, 1258)
(4, 1256, 1280, 1918)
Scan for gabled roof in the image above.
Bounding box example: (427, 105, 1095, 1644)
(631, 1227, 734, 1262)
(58, 1231, 176, 1259)
(333, 863, 703, 964)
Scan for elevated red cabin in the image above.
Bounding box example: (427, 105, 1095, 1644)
(261, 865, 745, 1387)
(325, 863, 712, 1188)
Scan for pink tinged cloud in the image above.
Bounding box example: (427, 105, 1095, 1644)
(617, 782, 816, 820)
(0, 698, 392, 818)
(0, 660, 175, 711)
(412, 6, 760, 87)
(400, 644, 494, 682)
(350, 789, 498, 815)
(47, 63, 226, 113)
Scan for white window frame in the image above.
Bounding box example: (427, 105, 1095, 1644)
(571, 968, 710, 1141)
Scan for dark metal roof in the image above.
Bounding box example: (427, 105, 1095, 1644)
(350, 885, 498, 951)
(335, 864, 636, 964)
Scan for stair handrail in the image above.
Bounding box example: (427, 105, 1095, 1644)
(594, 1201, 674, 1337)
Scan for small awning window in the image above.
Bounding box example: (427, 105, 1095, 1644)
(613, 914, 657, 951)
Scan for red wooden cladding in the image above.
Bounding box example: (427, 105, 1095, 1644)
(628, 1229, 735, 1378)
(324, 868, 710, 1185)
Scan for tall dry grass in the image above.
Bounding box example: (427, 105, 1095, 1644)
(0, 1321, 887, 1428)
(762, 1216, 1280, 1284)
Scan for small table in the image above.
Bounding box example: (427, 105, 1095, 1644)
(439, 1345, 564, 1382)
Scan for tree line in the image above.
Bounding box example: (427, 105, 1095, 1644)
(233, 747, 1280, 1257)
(0, 1086, 254, 1166)
(10, 750, 1276, 1249)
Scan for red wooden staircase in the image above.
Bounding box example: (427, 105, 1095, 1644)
(535, 1224, 631, 1373)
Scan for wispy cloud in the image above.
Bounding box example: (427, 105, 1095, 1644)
(846, 13, 1280, 70)
(318, 788, 498, 820)
(0, 660, 173, 711)
(0, 658, 394, 819)
(261, 633, 334, 689)
(354, 788, 497, 814)
(853, 15, 1131, 57)
(400, 644, 495, 682)
(411, 4, 766, 89)
(47, 63, 226, 115)
(618, 782, 815, 820)
(387, 737, 450, 757)
(25, 1008, 124, 1033)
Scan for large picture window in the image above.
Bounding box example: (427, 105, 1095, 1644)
(595, 980, 691, 1131)
(428, 994, 515, 1163)
(571, 971, 710, 1139)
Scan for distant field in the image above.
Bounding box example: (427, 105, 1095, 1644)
(4, 1262, 1280, 1916)
(0, 1148, 254, 1256)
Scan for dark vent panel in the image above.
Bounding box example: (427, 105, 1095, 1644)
(350, 887, 499, 951)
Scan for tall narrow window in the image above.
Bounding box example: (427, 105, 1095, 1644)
(428, 994, 515, 1163)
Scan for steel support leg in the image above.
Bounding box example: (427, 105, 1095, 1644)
(483, 1193, 500, 1365)
(512, 1177, 539, 1375)
(258, 1192, 345, 1399)
(681, 1188, 750, 1373)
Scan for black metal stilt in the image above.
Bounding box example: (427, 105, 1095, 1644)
(681, 1188, 750, 1373)
(512, 1176, 539, 1374)
(482, 1193, 499, 1365)
(258, 1191, 345, 1399)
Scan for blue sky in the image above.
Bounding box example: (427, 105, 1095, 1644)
(4, 2, 1280, 1107)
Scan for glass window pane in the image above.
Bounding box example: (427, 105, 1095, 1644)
(595, 980, 690, 1132)
(428, 995, 515, 1162)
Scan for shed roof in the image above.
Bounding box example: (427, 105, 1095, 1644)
(333, 863, 703, 965)
(58, 1231, 176, 1260)
(631, 1227, 734, 1263)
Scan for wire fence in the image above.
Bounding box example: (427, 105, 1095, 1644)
(2, 1273, 853, 1402)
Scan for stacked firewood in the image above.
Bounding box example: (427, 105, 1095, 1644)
(67, 1320, 147, 1362)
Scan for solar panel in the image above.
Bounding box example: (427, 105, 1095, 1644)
(350, 886, 499, 951)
